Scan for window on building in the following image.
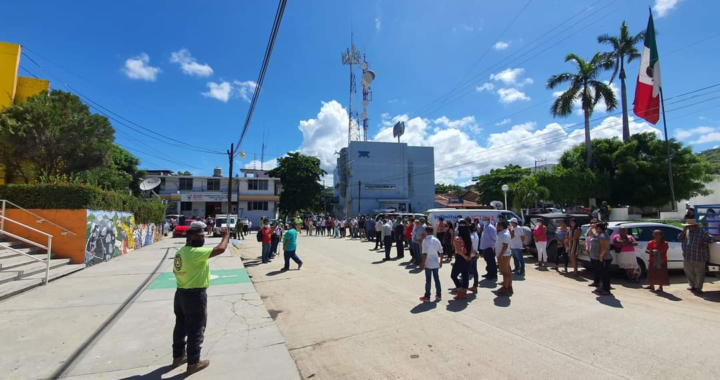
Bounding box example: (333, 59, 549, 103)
(180, 202, 192, 211)
(207, 179, 220, 191)
(364, 184, 396, 190)
(179, 178, 193, 191)
(159, 177, 166, 191)
(248, 180, 269, 191)
(247, 201, 269, 211)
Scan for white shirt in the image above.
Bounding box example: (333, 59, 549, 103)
(495, 229, 511, 257)
(422, 235, 444, 269)
(509, 226, 524, 250)
(470, 232, 480, 257)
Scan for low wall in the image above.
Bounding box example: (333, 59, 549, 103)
(2, 209, 159, 265)
(4, 209, 87, 263)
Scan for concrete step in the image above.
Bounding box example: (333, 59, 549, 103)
(0, 258, 71, 285)
(0, 264, 85, 301)
(0, 248, 52, 261)
(0, 255, 44, 270)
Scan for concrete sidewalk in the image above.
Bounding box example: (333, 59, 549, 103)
(0, 237, 300, 380)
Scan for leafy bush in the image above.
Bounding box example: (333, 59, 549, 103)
(0, 184, 166, 224)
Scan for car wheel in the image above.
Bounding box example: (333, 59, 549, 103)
(634, 258, 647, 279)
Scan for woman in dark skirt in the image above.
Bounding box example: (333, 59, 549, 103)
(645, 229, 670, 293)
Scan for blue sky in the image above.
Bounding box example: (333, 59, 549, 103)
(2, 0, 718, 184)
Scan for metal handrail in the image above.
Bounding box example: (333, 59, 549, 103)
(0, 199, 77, 236)
(0, 240, 44, 263)
(0, 215, 53, 285)
(0, 215, 53, 238)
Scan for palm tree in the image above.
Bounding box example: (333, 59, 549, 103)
(512, 176, 549, 221)
(547, 53, 618, 168)
(598, 21, 645, 142)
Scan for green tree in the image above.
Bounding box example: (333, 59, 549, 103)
(472, 164, 530, 205)
(598, 21, 645, 142)
(512, 176, 550, 219)
(435, 183, 465, 196)
(559, 133, 713, 208)
(535, 167, 607, 206)
(698, 147, 720, 174)
(547, 53, 618, 168)
(0, 90, 115, 183)
(267, 152, 327, 218)
(77, 145, 146, 194)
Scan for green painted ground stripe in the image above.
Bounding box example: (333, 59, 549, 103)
(147, 268, 251, 290)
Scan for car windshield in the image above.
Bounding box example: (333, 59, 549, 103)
(181, 220, 194, 226)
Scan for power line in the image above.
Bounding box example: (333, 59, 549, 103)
(234, 0, 288, 156)
(20, 53, 225, 155)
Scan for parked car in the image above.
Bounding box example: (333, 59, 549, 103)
(165, 214, 182, 231)
(172, 218, 195, 238)
(426, 209, 523, 232)
(374, 212, 426, 223)
(522, 213, 593, 261)
(213, 214, 238, 237)
(576, 222, 684, 278)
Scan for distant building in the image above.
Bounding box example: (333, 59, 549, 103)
(333, 141, 435, 217)
(146, 168, 280, 221)
(434, 194, 486, 209)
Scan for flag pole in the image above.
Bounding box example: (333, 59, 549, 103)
(660, 88, 677, 212)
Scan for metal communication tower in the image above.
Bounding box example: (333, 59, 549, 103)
(341, 35, 361, 145)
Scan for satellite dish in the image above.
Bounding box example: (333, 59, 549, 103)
(359, 112, 367, 120)
(139, 177, 162, 191)
(362, 70, 375, 85)
(392, 121, 405, 139)
(490, 200, 504, 210)
(360, 62, 368, 70)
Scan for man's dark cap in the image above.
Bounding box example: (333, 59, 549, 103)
(187, 227, 204, 236)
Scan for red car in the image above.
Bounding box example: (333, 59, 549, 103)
(172, 219, 195, 238)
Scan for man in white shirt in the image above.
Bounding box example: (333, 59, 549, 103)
(495, 221, 513, 296)
(420, 226, 444, 302)
(382, 220, 393, 261)
(509, 218, 526, 276)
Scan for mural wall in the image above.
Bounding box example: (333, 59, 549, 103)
(85, 210, 159, 266)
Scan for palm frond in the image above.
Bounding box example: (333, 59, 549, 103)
(592, 81, 618, 112)
(550, 86, 579, 118)
(546, 72, 575, 89)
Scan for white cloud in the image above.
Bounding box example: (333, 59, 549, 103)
(490, 68, 532, 86)
(123, 53, 161, 81)
(497, 88, 530, 104)
(675, 126, 715, 140)
(495, 118, 512, 126)
(462, 25, 475, 32)
(243, 158, 278, 171)
(493, 41, 510, 50)
(476, 83, 495, 92)
(654, 0, 683, 18)
(434, 116, 481, 134)
(298, 100, 350, 174)
(234, 80, 257, 103)
(170, 48, 213, 77)
(202, 81, 232, 102)
(375, 17, 382, 32)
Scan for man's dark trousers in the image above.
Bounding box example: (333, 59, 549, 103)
(384, 236, 393, 259)
(482, 247, 497, 280)
(173, 288, 207, 365)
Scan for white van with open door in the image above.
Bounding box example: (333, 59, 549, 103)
(426, 208, 523, 232)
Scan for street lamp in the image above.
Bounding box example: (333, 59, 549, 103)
(501, 184, 509, 210)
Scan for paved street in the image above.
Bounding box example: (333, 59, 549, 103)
(239, 232, 720, 380)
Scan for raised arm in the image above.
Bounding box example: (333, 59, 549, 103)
(210, 228, 230, 257)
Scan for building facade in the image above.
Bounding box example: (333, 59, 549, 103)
(333, 141, 435, 217)
(146, 168, 280, 222)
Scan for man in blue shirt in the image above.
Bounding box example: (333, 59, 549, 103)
(479, 217, 498, 280)
(281, 222, 303, 271)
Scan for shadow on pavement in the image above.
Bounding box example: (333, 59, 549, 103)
(492, 293, 511, 307)
(479, 279, 497, 288)
(697, 290, 720, 303)
(512, 274, 526, 282)
(411, 302, 437, 314)
(408, 268, 423, 274)
(446, 294, 475, 312)
(654, 291, 682, 302)
(266, 270, 287, 276)
(596, 295, 623, 308)
(118, 365, 186, 380)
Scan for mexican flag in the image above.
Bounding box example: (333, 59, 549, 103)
(633, 13, 661, 124)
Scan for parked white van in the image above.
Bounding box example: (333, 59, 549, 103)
(426, 208, 523, 231)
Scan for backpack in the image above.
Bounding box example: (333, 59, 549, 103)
(256, 230, 263, 242)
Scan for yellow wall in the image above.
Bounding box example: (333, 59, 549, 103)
(0, 42, 21, 109)
(15, 76, 49, 103)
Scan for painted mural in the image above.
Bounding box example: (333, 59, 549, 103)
(85, 210, 159, 265)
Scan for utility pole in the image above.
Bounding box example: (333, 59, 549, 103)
(227, 143, 234, 217)
(358, 180, 362, 216)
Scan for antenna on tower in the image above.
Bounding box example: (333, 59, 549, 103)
(261, 130, 266, 170)
(253, 153, 257, 170)
(341, 33, 362, 146)
(360, 54, 375, 141)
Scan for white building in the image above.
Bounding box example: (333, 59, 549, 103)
(146, 168, 280, 222)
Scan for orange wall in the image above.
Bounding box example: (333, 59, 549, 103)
(3, 209, 87, 264)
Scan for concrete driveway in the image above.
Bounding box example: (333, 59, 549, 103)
(240, 232, 720, 380)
